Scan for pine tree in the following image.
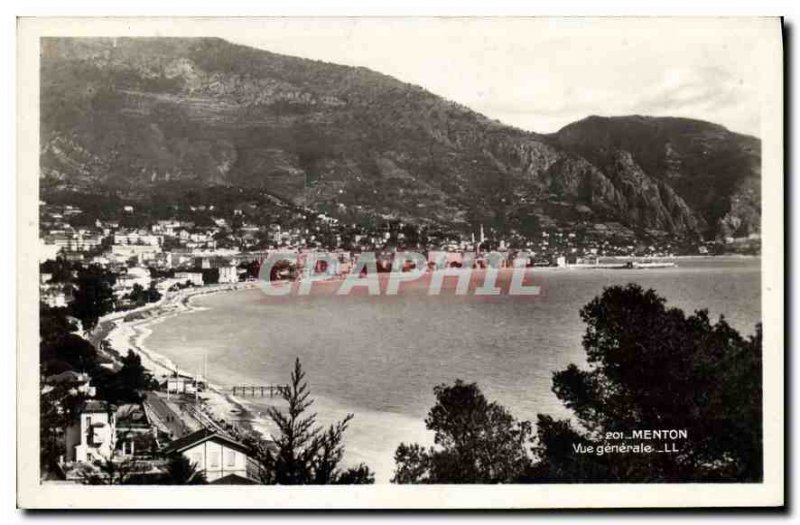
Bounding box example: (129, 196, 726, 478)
(265, 358, 374, 484)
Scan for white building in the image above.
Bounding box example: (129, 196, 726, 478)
(162, 429, 261, 483)
(113, 231, 162, 247)
(65, 400, 116, 464)
(175, 271, 204, 287)
(110, 243, 162, 262)
(114, 266, 152, 294)
(218, 265, 239, 284)
(165, 376, 197, 395)
(39, 240, 62, 262)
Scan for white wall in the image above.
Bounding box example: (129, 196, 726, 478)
(180, 440, 250, 482)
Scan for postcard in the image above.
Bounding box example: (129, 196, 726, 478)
(17, 16, 784, 509)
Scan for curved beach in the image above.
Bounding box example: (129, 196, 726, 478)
(94, 281, 275, 441)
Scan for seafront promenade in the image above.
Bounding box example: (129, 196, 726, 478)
(90, 280, 275, 445)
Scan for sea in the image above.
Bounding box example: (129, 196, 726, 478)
(145, 256, 762, 482)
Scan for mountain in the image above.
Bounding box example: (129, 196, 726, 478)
(551, 116, 761, 239)
(39, 37, 761, 242)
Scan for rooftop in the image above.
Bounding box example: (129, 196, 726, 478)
(161, 428, 251, 456)
(79, 399, 113, 414)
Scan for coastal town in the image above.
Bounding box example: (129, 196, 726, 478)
(40, 275, 281, 484)
(39, 195, 762, 307)
(15, 18, 778, 510)
(37, 196, 761, 484)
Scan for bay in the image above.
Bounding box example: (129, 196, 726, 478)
(145, 256, 761, 481)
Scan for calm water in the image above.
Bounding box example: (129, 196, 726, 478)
(146, 256, 761, 481)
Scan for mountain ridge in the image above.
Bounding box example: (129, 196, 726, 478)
(40, 37, 761, 243)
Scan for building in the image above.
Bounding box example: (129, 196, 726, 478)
(161, 428, 261, 483)
(39, 240, 62, 262)
(43, 371, 96, 398)
(426, 251, 466, 269)
(165, 376, 198, 395)
(114, 266, 152, 295)
(65, 400, 117, 464)
(175, 271, 204, 287)
(210, 473, 259, 484)
(114, 231, 162, 247)
(115, 403, 155, 458)
(218, 265, 239, 284)
(110, 243, 162, 262)
(40, 284, 72, 308)
(42, 231, 104, 253)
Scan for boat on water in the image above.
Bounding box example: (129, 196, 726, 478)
(564, 258, 677, 270)
(617, 261, 677, 269)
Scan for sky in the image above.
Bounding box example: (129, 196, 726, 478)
(221, 18, 772, 137)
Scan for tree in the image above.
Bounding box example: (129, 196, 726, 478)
(40, 303, 87, 375)
(200, 268, 219, 285)
(265, 358, 374, 484)
(392, 380, 533, 484)
(146, 282, 162, 303)
(69, 264, 116, 331)
(40, 332, 97, 375)
(94, 350, 155, 404)
(39, 385, 75, 474)
(334, 464, 376, 485)
(116, 350, 151, 392)
(40, 259, 77, 283)
(163, 455, 207, 485)
(79, 456, 139, 485)
(533, 284, 762, 482)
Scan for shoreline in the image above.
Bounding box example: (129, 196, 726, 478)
(91, 256, 760, 481)
(94, 281, 274, 442)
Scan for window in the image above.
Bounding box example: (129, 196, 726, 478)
(226, 450, 236, 467)
(209, 452, 219, 468)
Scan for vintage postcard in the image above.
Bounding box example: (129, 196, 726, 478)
(17, 17, 784, 508)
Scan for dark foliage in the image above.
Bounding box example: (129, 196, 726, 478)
(94, 350, 156, 404)
(41, 38, 760, 244)
(392, 380, 533, 483)
(40, 331, 97, 375)
(163, 455, 207, 485)
(68, 264, 116, 331)
(532, 284, 763, 482)
(265, 358, 375, 485)
(125, 282, 162, 307)
(333, 463, 376, 485)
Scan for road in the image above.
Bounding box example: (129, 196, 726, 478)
(143, 391, 197, 439)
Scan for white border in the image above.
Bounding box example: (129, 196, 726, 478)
(15, 15, 784, 510)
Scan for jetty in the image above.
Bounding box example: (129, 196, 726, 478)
(226, 384, 290, 398)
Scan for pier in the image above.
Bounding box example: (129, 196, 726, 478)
(227, 384, 289, 397)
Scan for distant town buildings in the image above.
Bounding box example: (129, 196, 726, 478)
(218, 265, 239, 284)
(114, 266, 152, 296)
(175, 271, 204, 287)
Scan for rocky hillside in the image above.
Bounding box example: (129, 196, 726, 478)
(551, 116, 761, 239)
(40, 37, 761, 241)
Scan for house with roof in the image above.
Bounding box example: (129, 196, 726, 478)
(161, 428, 261, 483)
(210, 473, 259, 485)
(164, 375, 199, 395)
(174, 271, 204, 287)
(44, 370, 96, 398)
(115, 403, 156, 458)
(65, 400, 116, 464)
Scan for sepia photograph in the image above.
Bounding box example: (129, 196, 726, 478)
(15, 16, 784, 509)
